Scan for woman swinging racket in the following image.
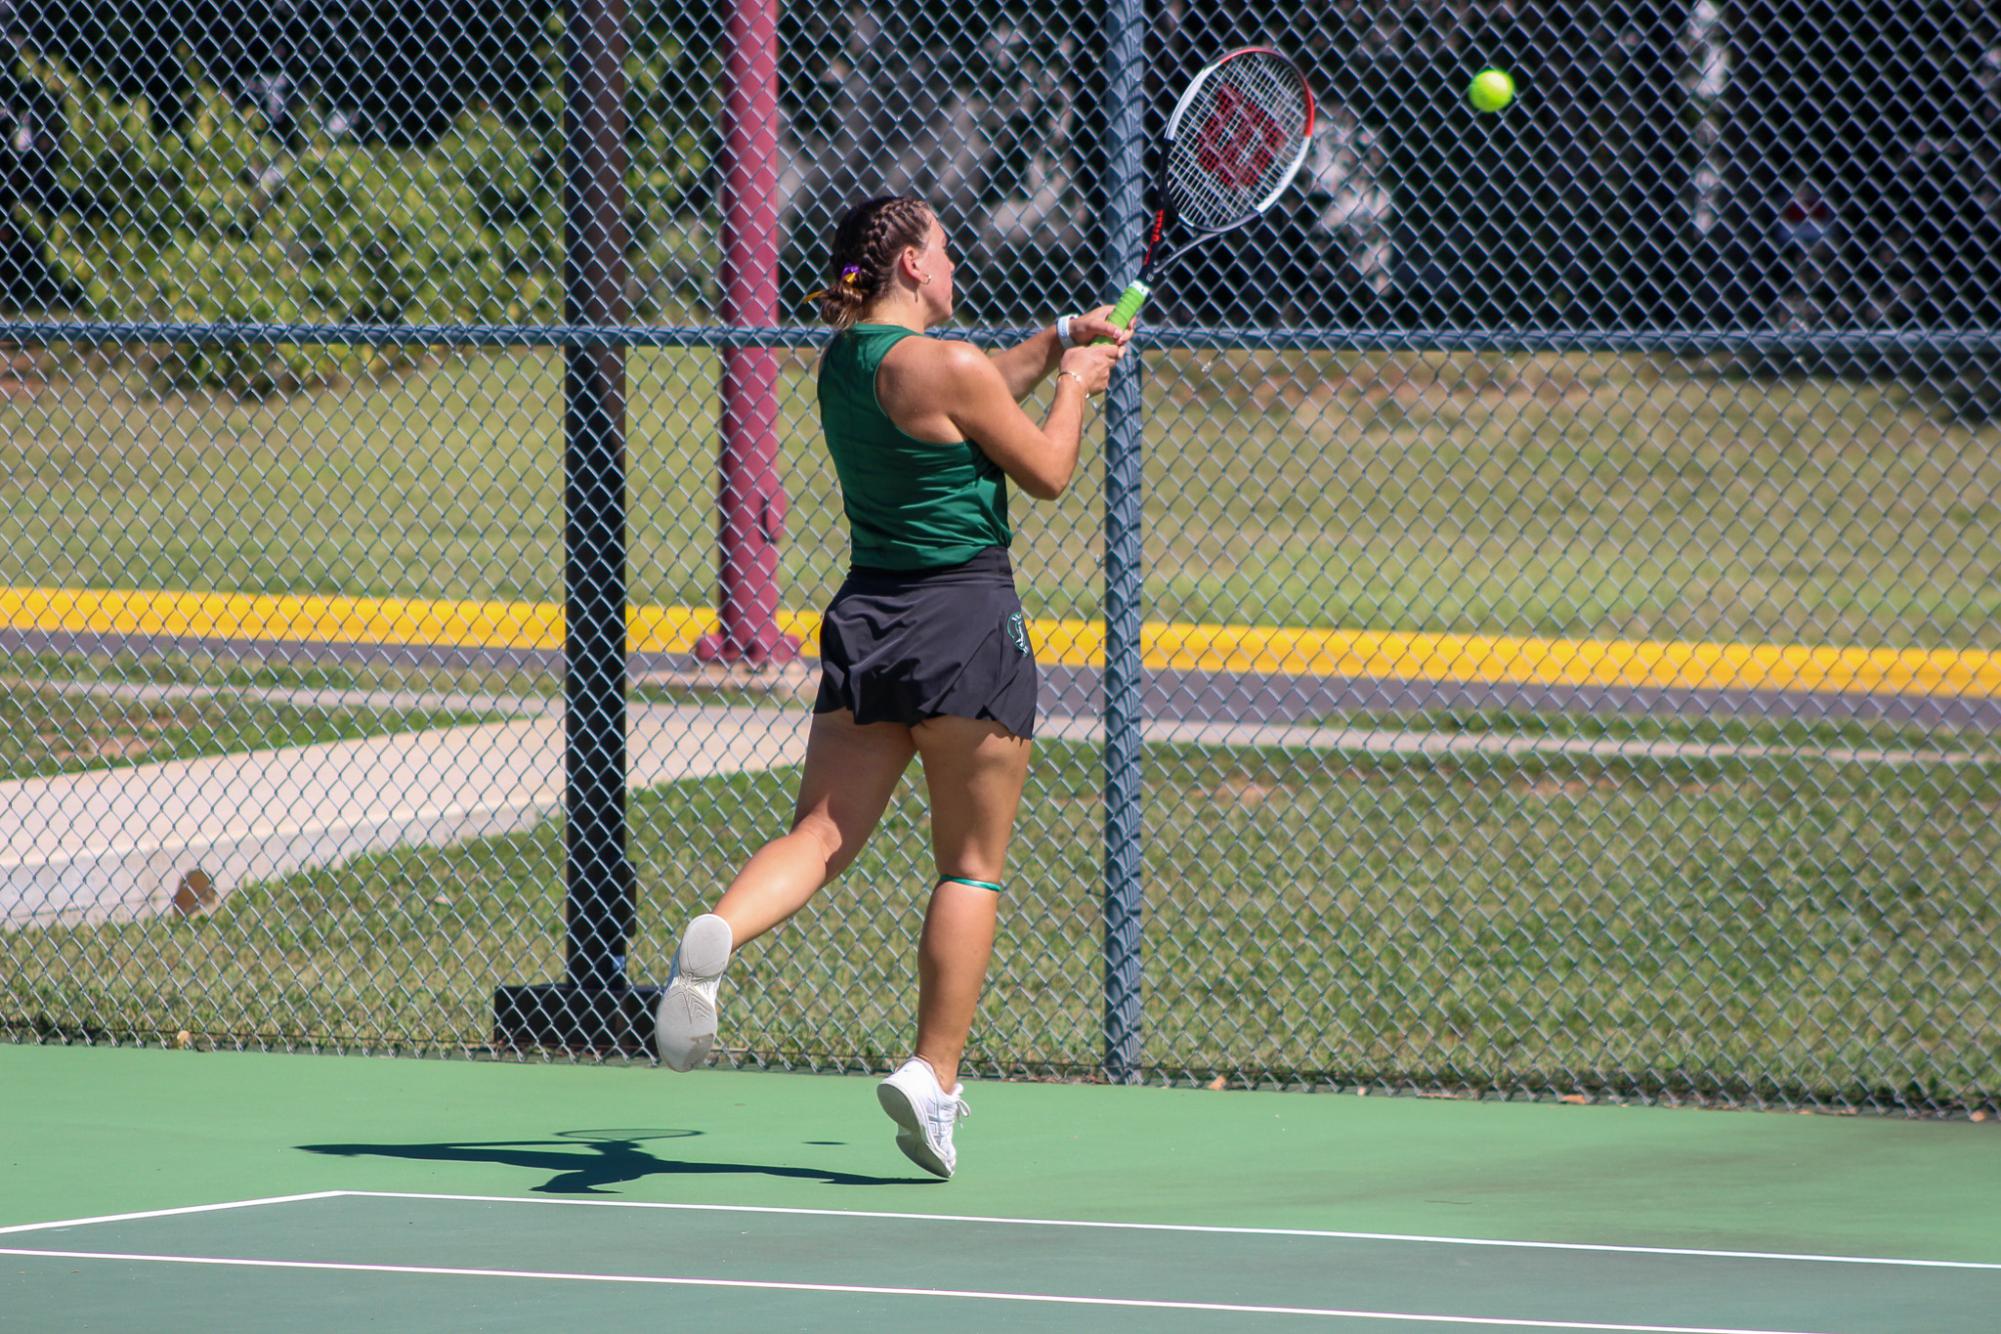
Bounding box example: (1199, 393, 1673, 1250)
(654, 195, 1130, 1179)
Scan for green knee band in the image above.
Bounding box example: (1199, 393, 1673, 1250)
(938, 876, 1004, 893)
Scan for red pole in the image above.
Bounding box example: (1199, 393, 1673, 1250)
(698, 0, 798, 665)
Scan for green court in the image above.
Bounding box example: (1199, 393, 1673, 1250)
(4, 1046, 1995, 1331)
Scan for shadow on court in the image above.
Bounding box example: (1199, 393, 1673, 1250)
(298, 1127, 931, 1193)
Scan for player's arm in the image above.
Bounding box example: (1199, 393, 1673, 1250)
(936, 340, 1124, 500)
(985, 306, 1131, 401)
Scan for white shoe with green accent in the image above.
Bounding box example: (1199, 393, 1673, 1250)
(877, 1057, 970, 1179)
(654, 914, 732, 1072)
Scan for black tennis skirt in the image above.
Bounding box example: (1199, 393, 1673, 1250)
(814, 546, 1039, 738)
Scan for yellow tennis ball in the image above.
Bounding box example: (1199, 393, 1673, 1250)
(1469, 68, 1516, 113)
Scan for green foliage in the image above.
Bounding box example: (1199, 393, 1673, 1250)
(19, 24, 718, 396)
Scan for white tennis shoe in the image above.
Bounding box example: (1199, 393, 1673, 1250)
(877, 1056, 970, 1179)
(654, 913, 732, 1071)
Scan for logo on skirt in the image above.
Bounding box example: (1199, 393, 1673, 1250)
(1005, 611, 1029, 655)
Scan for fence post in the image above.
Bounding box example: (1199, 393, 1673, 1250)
(494, 0, 642, 1050)
(560, 0, 633, 1000)
(1100, 0, 1147, 1085)
(698, 0, 798, 666)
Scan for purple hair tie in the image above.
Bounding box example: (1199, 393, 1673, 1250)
(840, 265, 861, 284)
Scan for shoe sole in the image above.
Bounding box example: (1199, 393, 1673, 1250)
(876, 1080, 953, 1179)
(654, 915, 733, 1072)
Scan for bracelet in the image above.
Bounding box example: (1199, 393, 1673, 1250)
(1055, 313, 1078, 347)
(1054, 369, 1085, 390)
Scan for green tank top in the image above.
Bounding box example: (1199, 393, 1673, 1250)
(817, 323, 1012, 570)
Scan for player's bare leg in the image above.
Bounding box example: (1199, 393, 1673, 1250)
(876, 716, 1029, 1178)
(713, 711, 916, 943)
(910, 715, 1029, 1089)
(656, 711, 914, 1071)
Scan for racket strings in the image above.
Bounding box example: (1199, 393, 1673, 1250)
(1165, 53, 1311, 230)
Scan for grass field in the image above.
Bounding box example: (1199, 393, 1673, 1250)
(4, 348, 1994, 1110)
(1313, 705, 1998, 757)
(4, 648, 571, 706)
(4, 347, 1997, 645)
(7, 733, 1994, 1109)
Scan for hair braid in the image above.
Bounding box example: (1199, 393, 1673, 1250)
(816, 195, 933, 329)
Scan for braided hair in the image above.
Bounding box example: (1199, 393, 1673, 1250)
(815, 195, 934, 329)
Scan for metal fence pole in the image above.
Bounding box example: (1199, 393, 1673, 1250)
(1100, 0, 1147, 1085)
(561, 0, 633, 999)
(494, 0, 642, 1050)
(698, 0, 798, 666)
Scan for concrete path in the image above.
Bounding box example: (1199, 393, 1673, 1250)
(1037, 714, 1982, 767)
(1, 706, 810, 930)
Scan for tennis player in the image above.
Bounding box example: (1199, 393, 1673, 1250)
(654, 195, 1129, 1179)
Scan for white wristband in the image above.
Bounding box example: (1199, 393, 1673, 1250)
(1055, 313, 1078, 347)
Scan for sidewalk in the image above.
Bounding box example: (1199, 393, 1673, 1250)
(0, 706, 810, 930)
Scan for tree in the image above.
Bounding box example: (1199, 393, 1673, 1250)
(19, 1, 547, 147)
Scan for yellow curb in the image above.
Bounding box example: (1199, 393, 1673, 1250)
(5, 586, 1997, 698)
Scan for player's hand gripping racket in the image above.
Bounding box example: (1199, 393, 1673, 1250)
(1101, 46, 1316, 337)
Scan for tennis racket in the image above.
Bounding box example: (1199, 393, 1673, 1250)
(1102, 46, 1317, 335)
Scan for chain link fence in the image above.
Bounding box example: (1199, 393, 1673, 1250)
(2, 1, 1996, 1113)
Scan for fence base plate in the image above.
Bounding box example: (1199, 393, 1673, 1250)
(492, 982, 663, 1054)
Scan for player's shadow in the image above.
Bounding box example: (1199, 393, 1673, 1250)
(297, 1128, 931, 1193)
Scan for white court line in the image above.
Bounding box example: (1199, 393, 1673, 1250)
(0, 1247, 1840, 1334)
(0, 1192, 346, 1237)
(346, 1190, 2001, 1273)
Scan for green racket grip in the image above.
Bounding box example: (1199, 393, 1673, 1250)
(1094, 281, 1152, 344)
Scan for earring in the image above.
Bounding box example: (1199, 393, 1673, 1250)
(920, 275, 933, 285)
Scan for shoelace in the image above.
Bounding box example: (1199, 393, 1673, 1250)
(931, 1096, 970, 1134)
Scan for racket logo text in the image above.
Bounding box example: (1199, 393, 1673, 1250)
(1194, 85, 1285, 189)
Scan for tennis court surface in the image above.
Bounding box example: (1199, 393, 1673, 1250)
(3, 1047, 1996, 1331)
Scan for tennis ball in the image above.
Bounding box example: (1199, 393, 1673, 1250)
(1469, 68, 1516, 113)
